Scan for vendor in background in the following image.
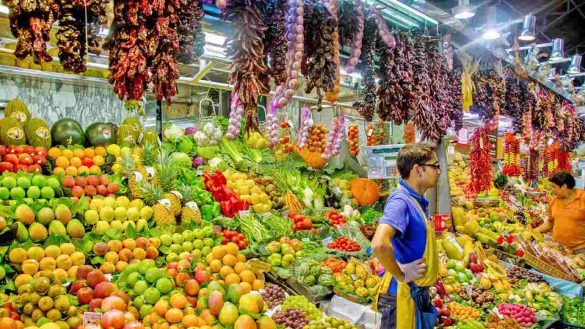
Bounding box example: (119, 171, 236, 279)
(371, 144, 440, 329)
(535, 171, 585, 254)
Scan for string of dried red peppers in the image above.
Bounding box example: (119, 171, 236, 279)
(469, 126, 493, 195)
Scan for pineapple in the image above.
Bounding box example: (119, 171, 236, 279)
(137, 141, 160, 186)
(179, 185, 201, 224)
(157, 149, 181, 216)
(118, 149, 143, 199)
(139, 181, 175, 226)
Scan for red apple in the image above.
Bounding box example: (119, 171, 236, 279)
(87, 270, 107, 288)
(69, 280, 86, 294)
(194, 269, 210, 284)
(102, 296, 127, 312)
(72, 186, 85, 198)
(102, 310, 126, 329)
(62, 176, 76, 188)
(17, 153, 33, 165)
(96, 185, 108, 196)
(76, 265, 94, 280)
(94, 281, 118, 299)
(77, 287, 94, 305)
(89, 298, 103, 312)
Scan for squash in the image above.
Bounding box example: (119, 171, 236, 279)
(294, 146, 328, 169)
(349, 178, 380, 206)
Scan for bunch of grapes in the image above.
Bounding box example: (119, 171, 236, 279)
(273, 308, 310, 329)
(282, 295, 323, 320)
(261, 284, 286, 308)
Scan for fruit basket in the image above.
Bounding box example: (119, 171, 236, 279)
(522, 251, 580, 283)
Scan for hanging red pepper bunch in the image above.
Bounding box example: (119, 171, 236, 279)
(543, 141, 572, 174)
(224, 0, 268, 133)
(404, 122, 415, 143)
(6, 0, 60, 64)
(502, 132, 521, 177)
(468, 126, 493, 195)
(150, 7, 181, 103)
(202, 171, 249, 218)
(557, 148, 571, 172)
(523, 130, 544, 183)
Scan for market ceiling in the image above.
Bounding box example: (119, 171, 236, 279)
(427, 0, 585, 59)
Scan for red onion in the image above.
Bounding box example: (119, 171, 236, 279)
(297, 105, 311, 148)
(373, 7, 396, 49)
(345, 0, 364, 74)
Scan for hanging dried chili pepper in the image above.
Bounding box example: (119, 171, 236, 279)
(469, 126, 493, 195)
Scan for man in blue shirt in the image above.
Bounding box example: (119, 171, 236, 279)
(371, 144, 441, 328)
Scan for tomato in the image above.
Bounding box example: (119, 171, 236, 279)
(238, 241, 247, 250)
(221, 237, 228, 244)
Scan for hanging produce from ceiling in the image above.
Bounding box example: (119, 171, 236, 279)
(225, 0, 269, 134)
(352, 10, 377, 122)
(176, 0, 206, 64)
(338, 0, 364, 74)
(323, 0, 341, 104)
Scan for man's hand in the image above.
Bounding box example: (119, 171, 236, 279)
(397, 259, 426, 283)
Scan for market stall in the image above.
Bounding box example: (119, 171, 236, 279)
(0, 0, 584, 329)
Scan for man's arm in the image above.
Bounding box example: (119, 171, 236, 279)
(534, 220, 552, 234)
(371, 223, 405, 282)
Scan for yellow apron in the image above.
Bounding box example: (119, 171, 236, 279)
(373, 193, 439, 329)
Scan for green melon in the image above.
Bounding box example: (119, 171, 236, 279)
(85, 122, 118, 147)
(24, 118, 51, 148)
(140, 129, 159, 146)
(122, 116, 142, 132)
(0, 117, 26, 146)
(51, 118, 85, 146)
(117, 124, 140, 147)
(5, 99, 31, 124)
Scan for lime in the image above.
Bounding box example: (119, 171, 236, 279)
(139, 304, 154, 319)
(40, 186, 55, 199)
(27, 186, 41, 199)
(133, 280, 148, 295)
(133, 295, 144, 309)
(46, 177, 60, 189)
(0, 187, 9, 200)
(31, 175, 46, 187)
(2, 176, 16, 189)
(160, 234, 172, 247)
(17, 176, 31, 189)
(145, 268, 162, 283)
(10, 187, 25, 200)
(155, 278, 173, 294)
(203, 238, 214, 247)
(192, 239, 204, 250)
(127, 272, 142, 286)
(143, 287, 160, 305)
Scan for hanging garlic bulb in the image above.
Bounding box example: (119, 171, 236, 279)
(297, 105, 311, 148)
(226, 96, 243, 139)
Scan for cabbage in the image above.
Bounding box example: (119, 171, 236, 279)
(309, 265, 321, 276)
(303, 275, 316, 286)
(164, 125, 184, 140)
(310, 285, 331, 296)
(177, 136, 194, 154)
(318, 273, 334, 286)
(171, 152, 192, 168)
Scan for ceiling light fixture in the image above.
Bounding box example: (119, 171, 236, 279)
(482, 6, 500, 40)
(550, 38, 564, 61)
(452, 0, 475, 20)
(518, 13, 536, 41)
(568, 54, 582, 74)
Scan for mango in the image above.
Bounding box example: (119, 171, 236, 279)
(67, 219, 85, 239)
(208, 290, 225, 316)
(227, 283, 246, 304)
(441, 236, 463, 261)
(16, 222, 29, 242)
(234, 314, 257, 329)
(219, 302, 239, 326)
(238, 293, 263, 319)
(29, 223, 48, 242)
(49, 220, 66, 236)
(256, 316, 276, 329)
(207, 281, 226, 295)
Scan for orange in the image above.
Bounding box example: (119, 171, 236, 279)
(169, 294, 188, 309)
(65, 166, 78, 176)
(89, 165, 101, 174)
(55, 156, 69, 168)
(219, 265, 234, 277)
(211, 246, 226, 260)
(72, 148, 85, 158)
(93, 155, 105, 166)
(77, 166, 89, 175)
(53, 167, 65, 176)
(224, 273, 241, 285)
(252, 279, 264, 290)
(48, 147, 62, 159)
(182, 314, 199, 327)
(70, 157, 82, 167)
(236, 254, 246, 263)
(95, 146, 107, 156)
(239, 270, 256, 283)
(154, 300, 169, 317)
(209, 260, 222, 273)
(225, 242, 239, 256)
(61, 149, 74, 159)
(239, 282, 252, 294)
(84, 148, 96, 158)
(233, 262, 247, 274)
(222, 254, 237, 267)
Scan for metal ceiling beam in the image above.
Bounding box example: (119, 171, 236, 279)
(540, 0, 585, 31)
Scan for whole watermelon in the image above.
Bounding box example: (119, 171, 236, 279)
(85, 122, 118, 146)
(51, 118, 85, 146)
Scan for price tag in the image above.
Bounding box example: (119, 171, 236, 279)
(171, 191, 183, 199)
(186, 202, 199, 212)
(145, 166, 156, 179)
(103, 129, 112, 139)
(158, 199, 171, 210)
(133, 171, 143, 182)
(83, 312, 102, 325)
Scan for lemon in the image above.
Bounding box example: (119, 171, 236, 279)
(139, 206, 153, 220)
(85, 209, 100, 225)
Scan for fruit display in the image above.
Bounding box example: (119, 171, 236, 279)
(0, 145, 47, 174)
(9, 244, 84, 279)
(449, 302, 482, 322)
(333, 259, 380, 301)
(0, 173, 59, 201)
(327, 237, 361, 252)
(225, 171, 272, 213)
(48, 145, 108, 176)
(496, 303, 537, 327)
(90, 238, 160, 274)
(85, 196, 152, 234)
(158, 226, 216, 263)
(61, 174, 121, 199)
(264, 238, 303, 269)
(281, 295, 322, 320)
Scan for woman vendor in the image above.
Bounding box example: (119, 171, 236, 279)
(535, 171, 585, 254)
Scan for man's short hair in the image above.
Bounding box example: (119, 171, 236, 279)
(397, 144, 437, 179)
(548, 170, 576, 189)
